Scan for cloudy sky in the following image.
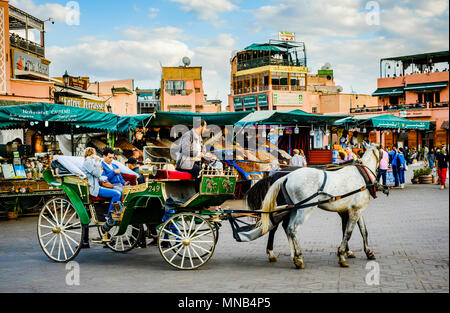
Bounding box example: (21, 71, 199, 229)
(9, 0, 449, 106)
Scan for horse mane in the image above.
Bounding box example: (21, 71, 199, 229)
(245, 166, 300, 211)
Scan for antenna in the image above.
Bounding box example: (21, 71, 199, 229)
(182, 57, 191, 67)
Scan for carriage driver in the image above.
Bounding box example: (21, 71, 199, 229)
(176, 119, 207, 188)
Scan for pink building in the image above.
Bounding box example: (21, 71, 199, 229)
(0, 1, 54, 106)
(361, 51, 449, 148)
(86, 79, 137, 115)
(161, 65, 221, 113)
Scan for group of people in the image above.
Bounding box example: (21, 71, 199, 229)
(81, 146, 146, 241)
(425, 145, 449, 189)
(376, 144, 449, 190)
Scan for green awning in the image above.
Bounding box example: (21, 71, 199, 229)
(244, 43, 283, 52)
(335, 114, 430, 130)
(404, 81, 448, 91)
(116, 114, 154, 133)
(236, 109, 347, 126)
(0, 103, 119, 132)
(148, 111, 253, 127)
(372, 87, 404, 96)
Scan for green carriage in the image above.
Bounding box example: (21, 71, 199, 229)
(37, 165, 238, 270)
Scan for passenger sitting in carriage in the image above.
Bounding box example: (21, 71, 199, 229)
(81, 148, 122, 221)
(101, 147, 130, 194)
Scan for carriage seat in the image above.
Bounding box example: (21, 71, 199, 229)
(89, 195, 110, 202)
(154, 170, 193, 180)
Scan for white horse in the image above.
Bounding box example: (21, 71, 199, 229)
(259, 144, 381, 268)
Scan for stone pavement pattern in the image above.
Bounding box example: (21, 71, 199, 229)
(0, 169, 448, 293)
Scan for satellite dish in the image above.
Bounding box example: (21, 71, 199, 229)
(182, 57, 191, 67)
(321, 62, 332, 70)
(336, 85, 343, 92)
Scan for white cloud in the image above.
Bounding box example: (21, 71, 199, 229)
(9, 0, 72, 22)
(122, 26, 184, 40)
(46, 38, 193, 83)
(249, 0, 449, 94)
(169, 0, 237, 23)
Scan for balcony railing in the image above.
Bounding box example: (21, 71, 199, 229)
(237, 56, 306, 71)
(272, 85, 289, 91)
(10, 34, 45, 57)
(350, 102, 449, 113)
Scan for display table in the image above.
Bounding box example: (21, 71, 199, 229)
(0, 179, 64, 217)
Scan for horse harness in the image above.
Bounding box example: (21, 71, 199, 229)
(227, 148, 382, 221)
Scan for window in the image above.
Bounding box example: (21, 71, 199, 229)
(272, 72, 289, 90)
(312, 107, 317, 113)
(165, 80, 186, 96)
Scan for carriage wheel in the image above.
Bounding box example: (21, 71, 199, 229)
(98, 224, 143, 253)
(37, 197, 84, 263)
(158, 213, 216, 270)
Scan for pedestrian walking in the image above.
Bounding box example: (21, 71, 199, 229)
(436, 145, 449, 189)
(398, 148, 408, 188)
(388, 145, 400, 188)
(427, 147, 436, 169)
(377, 147, 389, 188)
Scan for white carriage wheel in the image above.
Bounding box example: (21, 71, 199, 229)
(158, 213, 216, 270)
(37, 197, 84, 263)
(98, 224, 143, 253)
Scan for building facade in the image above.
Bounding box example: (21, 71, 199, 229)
(86, 79, 137, 115)
(136, 89, 160, 114)
(365, 51, 449, 148)
(0, 1, 54, 106)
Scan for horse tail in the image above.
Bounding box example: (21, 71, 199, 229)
(259, 175, 289, 235)
(245, 177, 271, 211)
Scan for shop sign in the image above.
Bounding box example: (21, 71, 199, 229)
(273, 93, 303, 106)
(243, 95, 257, 108)
(318, 70, 333, 76)
(257, 94, 268, 107)
(69, 76, 89, 90)
(60, 96, 105, 112)
(279, 31, 296, 41)
(13, 49, 49, 77)
(233, 96, 243, 109)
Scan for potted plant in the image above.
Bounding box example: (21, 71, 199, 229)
(6, 197, 21, 220)
(411, 169, 421, 184)
(418, 167, 433, 184)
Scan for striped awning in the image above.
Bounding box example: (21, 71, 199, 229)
(404, 81, 448, 91)
(372, 87, 404, 96)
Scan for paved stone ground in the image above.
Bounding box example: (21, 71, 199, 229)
(0, 164, 448, 293)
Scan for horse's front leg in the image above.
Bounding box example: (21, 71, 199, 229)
(338, 208, 362, 267)
(357, 215, 376, 260)
(338, 212, 356, 259)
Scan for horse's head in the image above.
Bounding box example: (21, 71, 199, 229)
(361, 143, 382, 170)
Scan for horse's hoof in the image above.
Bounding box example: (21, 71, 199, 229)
(269, 256, 277, 263)
(366, 251, 376, 260)
(346, 251, 356, 258)
(339, 260, 349, 268)
(294, 258, 305, 269)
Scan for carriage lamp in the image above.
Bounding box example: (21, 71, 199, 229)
(310, 125, 314, 137)
(294, 125, 299, 134)
(30, 122, 35, 126)
(363, 128, 367, 133)
(45, 121, 49, 127)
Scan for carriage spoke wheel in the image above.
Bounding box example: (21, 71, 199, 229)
(158, 213, 216, 270)
(37, 197, 84, 263)
(98, 224, 143, 253)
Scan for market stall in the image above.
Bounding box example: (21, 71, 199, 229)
(0, 103, 119, 219)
